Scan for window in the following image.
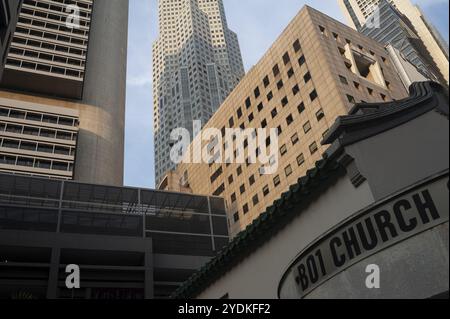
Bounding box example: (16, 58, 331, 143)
(298, 55, 306, 66)
(280, 144, 288, 156)
(267, 91, 273, 101)
(310, 90, 318, 102)
(240, 184, 246, 194)
(292, 84, 300, 95)
(257, 102, 264, 112)
(293, 39, 301, 52)
(303, 121, 311, 134)
(277, 125, 283, 136)
(287, 68, 294, 78)
(229, 117, 234, 127)
(285, 165, 293, 177)
(354, 82, 360, 90)
(271, 108, 278, 119)
(347, 94, 356, 103)
(309, 142, 318, 154)
(291, 133, 299, 145)
(282, 52, 290, 65)
(233, 212, 240, 222)
(245, 97, 252, 109)
(273, 64, 280, 77)
(237, 166, 243, 176)
(304, 72, 311, 83)
(249, 175, 256, 185)
(248, 113, 254, 122)
(231, 193, 237, 203)
(228, 175, 234, 184)
(339, 75, 348, 85)
(298, 102, 305, 114)
(367, 88, 373, 95)
(385, 81, 391, 90)
(263, 185, 270, 196)
(277, 80, 284, 90)
(213, 183, 225, 196)
(263, 76, 270, 87)
(319, 25, 327, 36)
(286, 114, 294, 125)
(297, 153, 305, 166)
(281, 96, 289, 107)
(274, 175, 281, 187)
(261, 119, 267, 128)
(316, 109, 325, 121)
(380, 93, 387, 101)
(243, 204, 250, 214)
(254, 87, 260, 99)
(252, 195, 259, 206)
(237, 107, 243, 119)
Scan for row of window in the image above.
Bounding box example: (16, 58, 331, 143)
(0, 106, 79, 127)
(0, 122, 77, 141)
(0, 137, 74, 156)
(0, 153, 74, 172)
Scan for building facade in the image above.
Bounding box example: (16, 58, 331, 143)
(338, 0, 449, 85)
(0, 173, 229, 299)
(0, 0, 128, 186)
(153, 0, 245, 185)
(173, 81, 449, 299)
(160, 6, 408, 237)
(360, 0, 443, 85)
(0, 0, 22, 80)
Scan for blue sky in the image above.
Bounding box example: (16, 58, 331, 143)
(124, 0, 449, 189)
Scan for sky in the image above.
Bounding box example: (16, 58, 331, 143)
(124, 0, 449, 189)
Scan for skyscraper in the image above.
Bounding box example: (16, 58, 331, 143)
(0, 0, 22, 80)
(0, 0, 128, 186)
(338, 0, 449, 84)
(153, 0, 245, 185)
(159, 6, 408, 237)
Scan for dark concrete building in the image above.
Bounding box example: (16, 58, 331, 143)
(0, 0, 22, 80)
(173, 82, 449, 299)
(0, 173, 229, 299)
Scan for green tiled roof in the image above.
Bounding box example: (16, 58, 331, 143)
(171, 156, 345, 298)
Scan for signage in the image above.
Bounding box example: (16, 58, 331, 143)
(278, 174, 449, 299)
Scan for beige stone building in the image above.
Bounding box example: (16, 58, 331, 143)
(159, 6, 408, 237)
(338, 0, 449, 85)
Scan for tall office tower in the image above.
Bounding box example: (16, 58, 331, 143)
(0, 0, 128, 186)
(1, 0, 22, 80)
(159, 6, 408, 237)
(338, 0, 449, 84)
(360, 0, 445, 86)
(153, 0, 245, 185)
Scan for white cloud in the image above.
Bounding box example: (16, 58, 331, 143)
(127, 74, 153, 87)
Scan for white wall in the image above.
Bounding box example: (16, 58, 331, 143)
(197, 176, 375, 299)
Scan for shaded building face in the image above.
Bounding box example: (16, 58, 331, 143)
(1, 0, 22, 80)
(1, 0, 129, 186)
(0, 173, 229, 299)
